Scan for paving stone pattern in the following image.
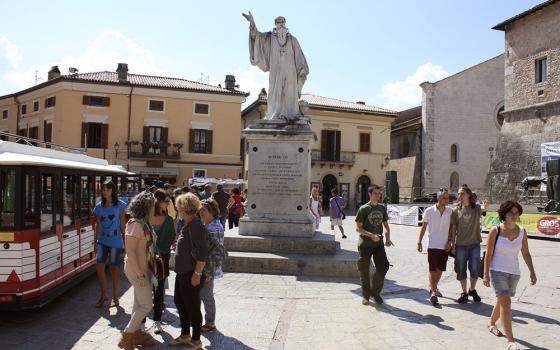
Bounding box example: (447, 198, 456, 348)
(0, 217, 558, 349)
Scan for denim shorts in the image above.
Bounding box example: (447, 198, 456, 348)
(454, 243, 480, 280)
(490, 270, 520, 297)
(96, 243, 122, 266)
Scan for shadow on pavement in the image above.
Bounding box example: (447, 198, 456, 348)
(204, 329, 257, 350)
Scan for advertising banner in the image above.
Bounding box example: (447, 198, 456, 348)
(482, 211, 560, 240)
(387, 205, 419, 226)
(540, 141, 560, 190)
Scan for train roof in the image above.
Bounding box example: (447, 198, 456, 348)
(0, 140, 130, 174)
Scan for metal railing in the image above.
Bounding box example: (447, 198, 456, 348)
(311, 149, 356, 164)
(0, 131, 84, 154)
(126, 140, 183, 159)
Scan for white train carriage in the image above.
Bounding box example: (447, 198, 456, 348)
(0, 137, 139, 309)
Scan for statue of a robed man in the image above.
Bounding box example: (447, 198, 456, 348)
(242, 12, 309, 121)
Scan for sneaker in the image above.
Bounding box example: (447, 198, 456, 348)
(430, 292, 439, 304)
(153, 321, 163, 335)
(456, 292, 469, 303)
(372, 293, 383, 304)
(435, 289, 443, 297)
(468, 289, 481, 303)
(169, 335, 192, 346)
(362, 298, 369, 305)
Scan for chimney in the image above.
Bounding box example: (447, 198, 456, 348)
(225, 75, 238, 90)
(48, 66, 61, 80)
(356, 101, 366, 105)
(258, 88, 267, 99)
(117, 63, 128, 81)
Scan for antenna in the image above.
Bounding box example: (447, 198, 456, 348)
(200, 73, 210, 84)
(34, 70, 44, 85)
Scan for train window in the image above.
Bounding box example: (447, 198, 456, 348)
(0, 169, 16, 229)
(41, 174, 55, 234)
(94, 176, 103, 207)
(80, 176, 92, 224)
(24, 173, 38, 228)
(63, 175, 77, 228)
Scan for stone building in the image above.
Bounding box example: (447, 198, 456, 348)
(242, 92, 397, 209)
(421, 55, 505, 195)
(488, 0, 560, 200)
(388, 106, 422, 201)
(0, 64, 248, 185)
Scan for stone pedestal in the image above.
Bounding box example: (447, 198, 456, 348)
(239, 120, 314, 237)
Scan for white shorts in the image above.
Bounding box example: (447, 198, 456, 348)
(331, 218, 343, 227)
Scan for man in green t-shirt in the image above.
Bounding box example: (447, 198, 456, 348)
(355, 184, 393, 305)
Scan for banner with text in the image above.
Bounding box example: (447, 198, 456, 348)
(482, 211, 560, 240)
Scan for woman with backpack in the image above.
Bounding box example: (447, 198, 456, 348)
(198, 198, 226, 332)
(227, 187, 243, 229)
(483, 201, 537, 350)
(118, 192, 158, 350)
(140, 189, 175, 334)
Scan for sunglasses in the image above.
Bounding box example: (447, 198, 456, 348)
(439, 188, 448, 192)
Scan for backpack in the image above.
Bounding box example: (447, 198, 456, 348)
(229, 200, 239, 215)
(203, 231, 227, 277)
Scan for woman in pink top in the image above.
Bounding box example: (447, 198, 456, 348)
(118, 192, 159, 350)
(483, 201, 537, 350)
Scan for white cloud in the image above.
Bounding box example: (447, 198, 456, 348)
(381, 62, 449, 111)
(2, 30, 163, 90)
(0, 37, 23, 68)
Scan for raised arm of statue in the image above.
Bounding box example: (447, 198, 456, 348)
(242, 11, 257, 38)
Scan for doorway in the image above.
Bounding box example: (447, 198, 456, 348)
(321, 175, 338, 208)
(357, 175, 371, 207)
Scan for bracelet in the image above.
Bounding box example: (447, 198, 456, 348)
(194, 271, 203, 276)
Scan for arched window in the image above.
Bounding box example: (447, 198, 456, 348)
(450, 144, 458, 163)
(496, 106, 505, 127)
(450, 172, 459, 192)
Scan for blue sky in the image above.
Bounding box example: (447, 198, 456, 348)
(0, 0, 544, 110)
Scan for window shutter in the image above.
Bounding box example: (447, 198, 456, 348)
(206, 130, 213, 154)
(161, 127, 169, 154)
(101, 124, 109, 148)
(104, 97, 110, 107)
(335, 130, 341, 161)
(52, 96, 56, 107)
(44, 99, 48, 108)
(189, 129, 195, 153)
(81, 123, 87, 148)
(82, 96, 90, 105)
(320, 130, 328, 160)
(143, 126, 150, 142)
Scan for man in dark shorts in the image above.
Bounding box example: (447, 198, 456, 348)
(355, 184, 393, 305)
(417, 189, 452, 304)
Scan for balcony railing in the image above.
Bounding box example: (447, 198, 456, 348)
(311, 149, 356, 165)
(126, 140, 183, 159)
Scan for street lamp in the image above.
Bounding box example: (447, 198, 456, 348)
(114, 142, 120, 160)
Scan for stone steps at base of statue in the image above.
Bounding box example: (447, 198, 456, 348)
(224, 233, 336, 255)
(223, 251, 359, 278)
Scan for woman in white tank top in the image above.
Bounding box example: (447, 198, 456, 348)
(308, 187, 322, 230)
(482, 201, 537, 350)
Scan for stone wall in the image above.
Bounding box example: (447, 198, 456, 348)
(421, 55, 505, 194)
(488, 1, 560, 201)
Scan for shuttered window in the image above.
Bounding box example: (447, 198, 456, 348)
(81, 122, 108, 148)
(83, 95, 110, 107)
(45, 96, 56, 108)
(189, 129, 213, 154)
(149, 99, 165, 111)
(359, 133, 370, 153)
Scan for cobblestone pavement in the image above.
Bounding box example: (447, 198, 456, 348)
(1, 217, 559, 350)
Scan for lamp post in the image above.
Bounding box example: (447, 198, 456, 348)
(114, 142, 120, 163)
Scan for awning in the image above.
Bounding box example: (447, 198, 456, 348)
(130, 166, 179, 176)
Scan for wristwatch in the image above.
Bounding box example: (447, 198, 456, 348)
(194, 271, 203, 276)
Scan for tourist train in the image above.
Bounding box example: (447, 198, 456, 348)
(0, 134, 140, 309)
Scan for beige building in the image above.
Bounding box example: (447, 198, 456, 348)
(0, 64, 248, 185)
(242, 91, 397, 209)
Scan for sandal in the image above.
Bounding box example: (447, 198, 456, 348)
(487, 324, 504, 337)
(506, 342, 520, 350)
(95, 295, 108, 308)
(201, 324, 217, 332)
(110, 297, 120, 307)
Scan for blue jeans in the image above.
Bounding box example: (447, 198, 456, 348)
(454, 243, 480, 280)
(96, 243, 121, 266)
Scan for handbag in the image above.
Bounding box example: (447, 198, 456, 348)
(333, 196, 346, 220)
(479, 225, 500, 278)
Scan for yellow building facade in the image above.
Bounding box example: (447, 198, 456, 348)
(0, 64, 248, 186)
(242, 93, 397, 210)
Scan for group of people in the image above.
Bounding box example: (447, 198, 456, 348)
(356, 183, 537, 350)
(92, 180, 234, 349)
(308, 186, 347, 238)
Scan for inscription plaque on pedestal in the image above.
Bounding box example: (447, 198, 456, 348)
(239, 131, 314, 237)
